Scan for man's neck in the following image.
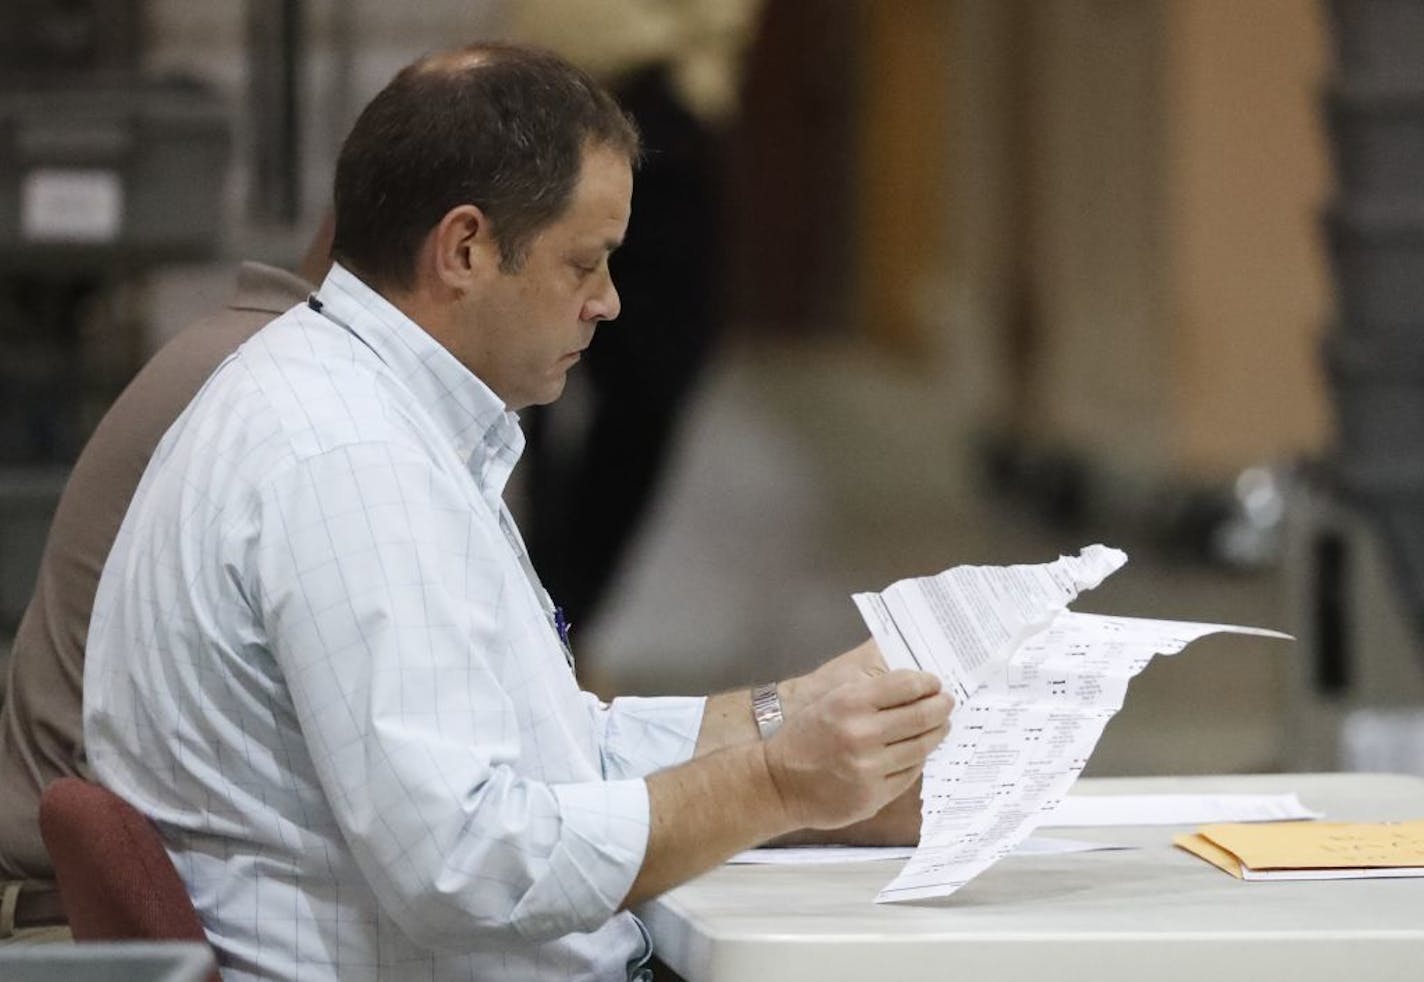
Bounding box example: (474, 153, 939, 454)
(343, 265, 459, 354)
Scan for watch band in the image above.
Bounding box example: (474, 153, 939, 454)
(750, 681, 784, 740)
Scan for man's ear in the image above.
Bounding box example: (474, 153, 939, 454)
(431, 204, 499, 290)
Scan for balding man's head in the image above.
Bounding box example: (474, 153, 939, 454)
(331, 43, 640, 290)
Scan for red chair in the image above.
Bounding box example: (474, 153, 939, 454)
(39, 777, 219, 980)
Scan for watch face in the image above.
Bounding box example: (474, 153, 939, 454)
(752, 683, 783, 739)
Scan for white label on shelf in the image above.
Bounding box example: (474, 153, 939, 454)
(20, 169, 124, 243)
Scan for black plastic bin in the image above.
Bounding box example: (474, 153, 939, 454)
(1325, 330, 1424, 490)
(1324, 331, 1424, 649)
(0, 80, 231, 272)
(1350, 486, 1424, 650)
(1327, 82, 1424, 198)
(1328, 0, 1424, 86)
(1326, 203, 1424, 331)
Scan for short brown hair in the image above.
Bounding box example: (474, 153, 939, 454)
(331, 43, 640, 287)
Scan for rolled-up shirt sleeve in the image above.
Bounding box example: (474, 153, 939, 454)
(253, 441, 648, 950)
(587, 694, 706, 780)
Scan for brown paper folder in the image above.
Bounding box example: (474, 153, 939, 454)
(1175, 820, 1424, 880)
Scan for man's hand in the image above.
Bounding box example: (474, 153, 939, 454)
(626, 666, 950, 908)
(691, 638, 892, 756)
(762, 669, 951, 830)
(778, 638, 886, 719)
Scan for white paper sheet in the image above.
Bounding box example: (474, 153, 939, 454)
(1239, 865, 1424, 881)
(728, 836, 1127, 865)
(1043, 793, 1322, 828)
(1008, 835, 1132, 856)
(853, 546, 1292, 903)
(852, 544, 1127, 705)
(728, 846, 916, 865)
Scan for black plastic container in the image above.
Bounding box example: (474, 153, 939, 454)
(0, 80, 231, 272)
(1328, 0, 1424, 86)
(1325, 331, 1424, 490)
(1352, 488, 1424, 649)
(1326, 203, 1424, 330)
(1327, 82, 1424, 198)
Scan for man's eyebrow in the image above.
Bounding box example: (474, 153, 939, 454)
(567, 238, 623, 259)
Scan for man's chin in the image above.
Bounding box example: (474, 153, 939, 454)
(528, 374, 569, 408)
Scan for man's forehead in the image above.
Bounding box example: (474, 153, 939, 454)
(579, 141, 636, 182)
(516, 145, 629, 256)
(571, 150, 632, 213)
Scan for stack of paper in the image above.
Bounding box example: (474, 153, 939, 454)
(728, 836, 1129, 866)
(1045, 793, 1320, 827)
(1176, 820, 1424, 880)
(852, 545, 1293, 903)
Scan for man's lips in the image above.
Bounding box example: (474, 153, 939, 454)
(564, 335, 595, 362)
(562, 328, 596, 364)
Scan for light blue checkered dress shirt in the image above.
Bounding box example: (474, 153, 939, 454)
(84, 263, 705, 980)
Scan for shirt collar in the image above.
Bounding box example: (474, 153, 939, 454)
(313, 262, 525, 503)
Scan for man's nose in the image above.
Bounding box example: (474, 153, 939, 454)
(583, 275, 620, 323)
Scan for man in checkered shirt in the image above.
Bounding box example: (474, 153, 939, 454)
(84, 42, 951, 982)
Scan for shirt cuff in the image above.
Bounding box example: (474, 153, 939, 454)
(511, 778, 650, 941)
(598, 696, 706, 780)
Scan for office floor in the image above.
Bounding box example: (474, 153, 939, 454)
(573, 335, 1291, 777)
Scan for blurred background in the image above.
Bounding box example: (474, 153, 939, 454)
(2, 0, 1422, 779)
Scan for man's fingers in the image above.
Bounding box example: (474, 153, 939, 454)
(873, 692, 953, 745)
(881, 719, 951, 774)
(882, 762, 928, 799)
(879, 686, 953, 736)
(865, 668, 943, 710)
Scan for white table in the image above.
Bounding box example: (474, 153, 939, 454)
(642, 773, 1424, 981)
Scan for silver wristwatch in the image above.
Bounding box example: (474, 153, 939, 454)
(750, 681, 784, 740)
